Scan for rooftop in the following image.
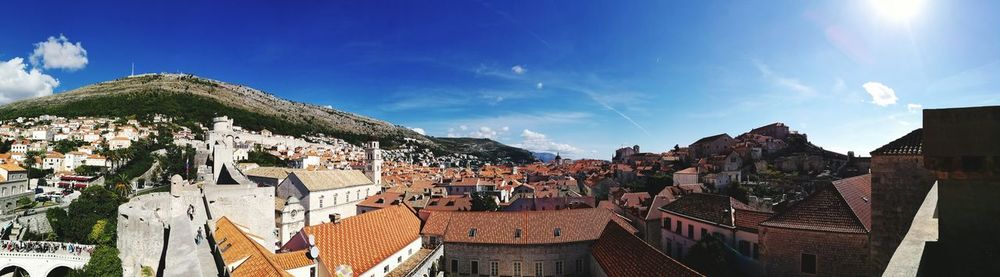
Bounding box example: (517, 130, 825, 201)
(591, 222, 703, 277)
(761, 174, 872, 233)
(871, 128, 923, 156)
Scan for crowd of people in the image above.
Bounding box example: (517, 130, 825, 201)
(0, 240, 94, 256)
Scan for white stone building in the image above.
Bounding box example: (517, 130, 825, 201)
(275, 170, 379, 226)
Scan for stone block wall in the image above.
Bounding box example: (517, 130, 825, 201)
(444, 242, 593, 277)
(869, 154, 934, 274)
(760, 227, 870, 277)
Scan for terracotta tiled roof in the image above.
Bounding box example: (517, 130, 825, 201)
(286, 170, 372, 192)
(733, 209, 773, 233)
(356, 192, 403, 208)
(296, 205, 421, 274)
(591, 222, 703, 277)
(214, 217, 311, 277)
(870, 128, 922, 155)
(422, 208, 627, 245)
(761, 174, 871, 233)
(0, 164, 26, 171)
(659, 193, 752, 227)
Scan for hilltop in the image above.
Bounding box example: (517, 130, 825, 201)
(0, 73, 534, 163)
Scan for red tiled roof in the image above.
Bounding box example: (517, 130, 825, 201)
(422, 208, 628, 245)
(294, 205, 421, 274)
(733, 209, 773, 233)
(214, 217, 312, 277)
(591, 222, 703, 277)
(761, 174, 871, 233)
(870, 129, 922, 156)
(659, 193, 752, 227)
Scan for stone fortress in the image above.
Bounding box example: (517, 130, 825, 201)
(117, 116, 276, 277)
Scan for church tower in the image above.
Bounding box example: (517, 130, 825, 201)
(365, 141, 382, 186)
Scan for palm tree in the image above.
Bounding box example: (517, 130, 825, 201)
(109, 173, 132, 198)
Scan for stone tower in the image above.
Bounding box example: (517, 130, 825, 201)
(869, 129, 935, 274)
(365, 141, 382, 186)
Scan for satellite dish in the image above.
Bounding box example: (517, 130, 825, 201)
(308, 234, 316, 246)
(309, 246, 320, 259)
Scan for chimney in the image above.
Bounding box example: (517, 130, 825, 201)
(329, 213, 342, 223)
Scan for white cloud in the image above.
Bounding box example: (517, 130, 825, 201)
(410, 127, 426, 135)
(0, 57, 59, 104)
(862, 82, 899, 106)
(907, 103, 922, 112)
(536, 82, 544, 90)
(511, 65, 526, 75)
(501, 126, 509, 132)
(513, 129, 582, 155)
(469, 126, 499, 139)
(459, 125, 468, 130)
(29, 35, 88, 71)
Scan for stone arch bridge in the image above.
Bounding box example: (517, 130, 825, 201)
(0, 241, 91, 277)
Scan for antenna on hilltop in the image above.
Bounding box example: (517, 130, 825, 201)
(130, 62, 135, 77)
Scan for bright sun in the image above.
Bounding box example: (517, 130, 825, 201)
(870, 0, 925, 22)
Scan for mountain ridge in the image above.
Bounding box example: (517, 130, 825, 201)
(0, 73, 535, 163)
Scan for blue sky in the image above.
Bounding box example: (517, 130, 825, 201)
(1, 0, 998, 159)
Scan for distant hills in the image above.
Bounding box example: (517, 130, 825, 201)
(532, 152, 557, 163)
(0, 73, 534, 163)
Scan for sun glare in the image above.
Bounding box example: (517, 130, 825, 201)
(871, 0, 925, 22)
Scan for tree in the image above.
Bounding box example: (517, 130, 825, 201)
(78, 245, 123, 277)
(46, 208, 68, 240)
(684, 236, 739, 277)
(88, 219, 114, 245)
(62, 186, 123, 243)
(726, 182, 751, 204)
(471, 192, 499, 211)
(16, 196, 34, 209)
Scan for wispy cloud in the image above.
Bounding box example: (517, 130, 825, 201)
(907, 103, 922, 112)
(754, 60, 817, 95)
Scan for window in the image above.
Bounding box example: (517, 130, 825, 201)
(801, 253, 816, 274)
(452, 259, 459, 273)
(490, 261, 499, 276)
(663, 217, 671, 229)
(332, 193, 337, 205)
(398, 256, 402, 263)
(575, 259, 583, 273)
(384, 265, 390, 273)
(319, 195, 324, 208)
(469, 228, 477, 237)
(739, 240, 751, 256)
(515, 228, 522, 238)
(701, 228, 708, 239)
(471, 261, 479, 275)
(688, 224, 694, 239)
(554, 228, 562, 237)
(513, 262, 522, 277)
(753, 243, 760, 260)
(555, 261, 563, 275)
(675, 220, 682, 234)
(534, 262, 543, 277)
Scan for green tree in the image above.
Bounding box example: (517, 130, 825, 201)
(78, 245, 123, 276)
(63, 186, 123, 243)
(471, 192, 499, 211)
(46, 208, 68, 240)
(726, 182, 751, 204)
(16, 196, 34, 209)
(88, 219, 115, 245)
